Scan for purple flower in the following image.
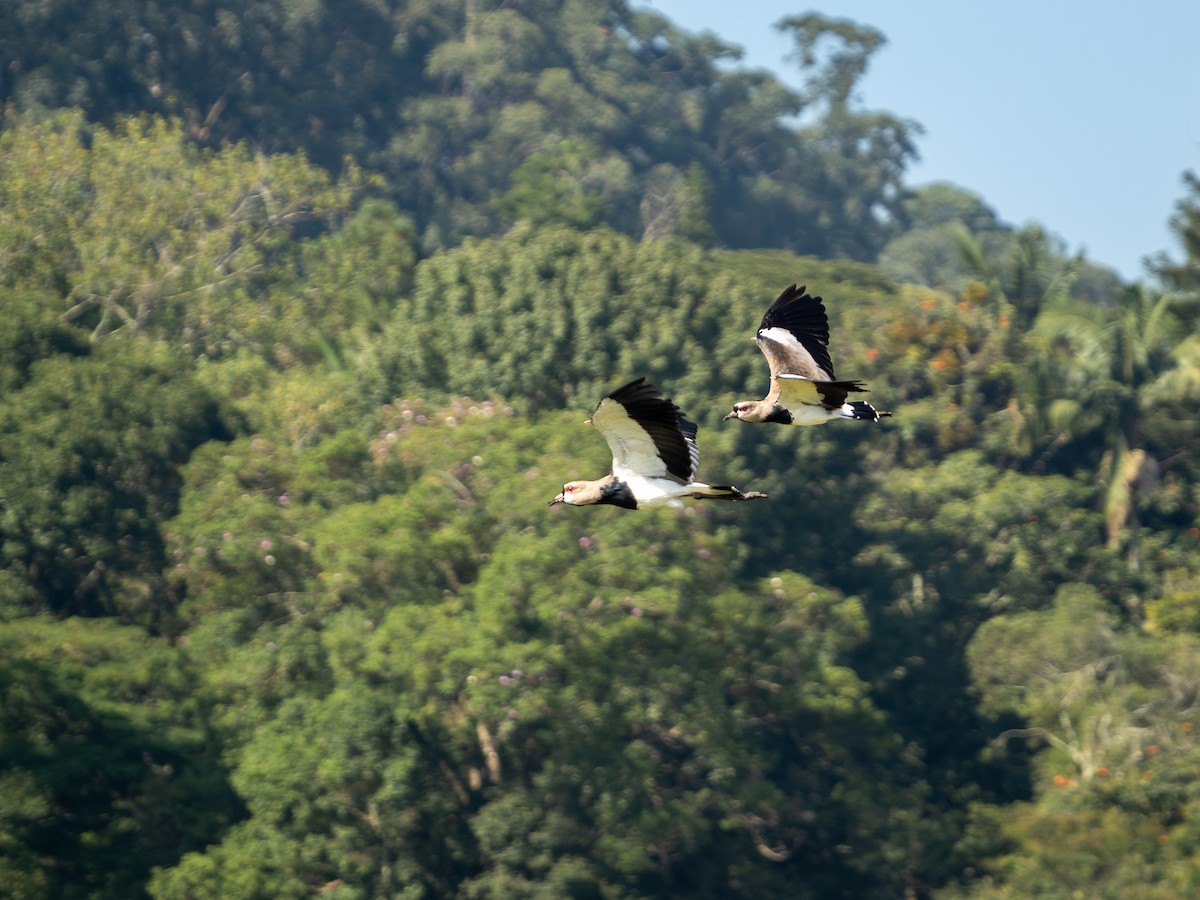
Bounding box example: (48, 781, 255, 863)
(578, 536, 592, 549)
(278, 493, 290, 506)
(498, 675, 512, 686)
(261, 539, 273, 551)
(630, 607, 643, 617)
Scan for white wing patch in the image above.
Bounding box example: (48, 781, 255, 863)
(758, 329, 835, 381)
(590, 397, 673, 483)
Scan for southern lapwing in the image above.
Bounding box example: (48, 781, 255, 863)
(550, 378, 767, 509)
(725, 284, 891, 426)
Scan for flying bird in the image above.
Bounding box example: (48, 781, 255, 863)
(725, 284, 891, 426)
(550, 378, 767, 509)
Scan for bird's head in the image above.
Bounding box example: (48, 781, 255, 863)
(550, 481, 588, 506)
(724, 402, 753, 422)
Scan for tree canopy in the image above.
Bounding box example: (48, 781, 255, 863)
(2, 4, 1200, 898)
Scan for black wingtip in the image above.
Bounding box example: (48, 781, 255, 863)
(846, 401, 892, 422)
(602, 376, 698, 483)
(763, 282, 818, 310)
(758, 284, 834, 377)
(607, 376, 653, 402)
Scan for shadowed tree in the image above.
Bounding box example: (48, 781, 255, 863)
(0, 340, 229, 624)
(1151, 168, 1200, 309)
(1028, 284, 1195, 571)
(0, 618, 240, 897)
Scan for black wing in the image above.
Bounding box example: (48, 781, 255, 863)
(756, 284, 837, 380)
(592, 378, 698, 484)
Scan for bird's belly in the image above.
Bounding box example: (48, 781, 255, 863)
(623, 475, 686, 507)
(781, 404, 835, 425)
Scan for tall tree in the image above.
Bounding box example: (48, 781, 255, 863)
(2, 0, 919, 258)
(774, 12, 920, 259)
(0, 112, 363, 359)
(0, 618, 239, 897)
(1152, 168, 1200, 307)
(0, 340, 229, 623)
(960, 584, 1200, 899)
(1028, 284, 1196, 570)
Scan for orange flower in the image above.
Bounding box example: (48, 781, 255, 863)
(1095, 766, 1109, 777)
(865, 348, 880, 361)
(921, 298, 937, 310)
(931, 358, 948, 371)
(1146, 744, 1160, 756)
(1052, 774, 1070, 787)
(999, 315, 1011, 326)
(1184, 722, 1194, 732)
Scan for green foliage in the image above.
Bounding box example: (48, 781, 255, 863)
(370, 223, 729, 411)
(878, 184, 1013, 292)
(0, 289, 90, 395)
(0, 112, 366, 360)
(1153, 168, 1200, 304)
(1021, 283, 1197, 563)
(0, 618, 239, 898)
(0, 339, 229, 623)
(144, 397, 940, 897)
(2, 7, 1200, 897)
(493, 139, 616, 231)
(298, 198, 421, 355)
(0, 0, 918, 256)
(5, 186, 1196, 895)
(957, 585, 1200, 897)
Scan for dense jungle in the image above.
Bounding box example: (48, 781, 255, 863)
(2, 1, 1200, 897)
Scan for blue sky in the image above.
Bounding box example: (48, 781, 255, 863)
(640, 1, 1200, 282)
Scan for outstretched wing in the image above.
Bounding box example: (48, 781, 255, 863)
(775, 373, 866, 412)
(755, 284, 837, 382)
(590, 378, 698, 485)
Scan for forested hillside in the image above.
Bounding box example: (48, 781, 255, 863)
(2, 2, 1200, 898)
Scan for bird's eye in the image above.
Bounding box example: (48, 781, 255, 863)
(565, 485, 574, 493)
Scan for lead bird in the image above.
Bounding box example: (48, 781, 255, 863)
(550, 378, 767, 509)
(725, 284, 892, 426)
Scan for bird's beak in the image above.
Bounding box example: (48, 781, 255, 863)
(549, 493, 565, 506)
(584, 418, 592, 426)
(723, 411, 736, 421)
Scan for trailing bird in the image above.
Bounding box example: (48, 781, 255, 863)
(550, 378, 767, 509)
(725, 284, 891, 426)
